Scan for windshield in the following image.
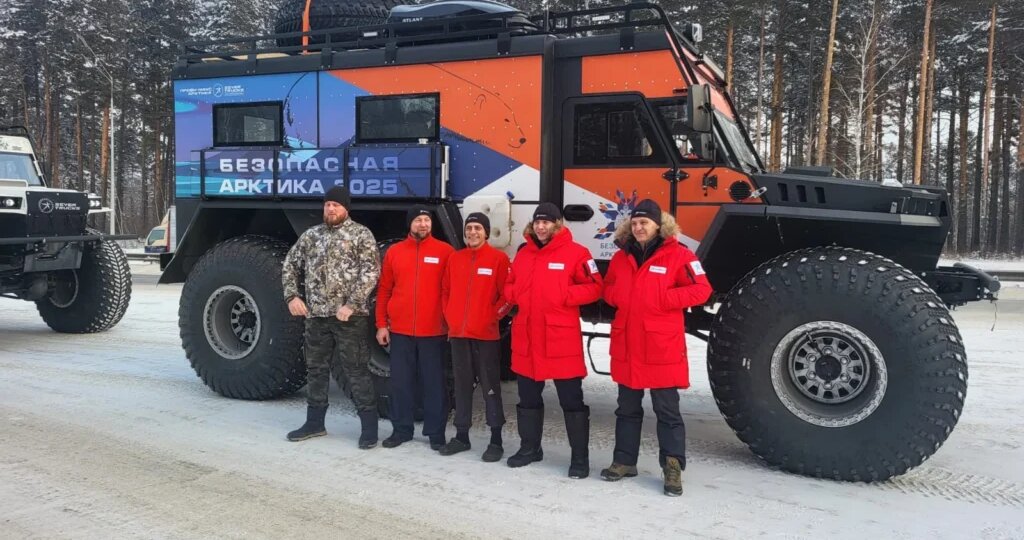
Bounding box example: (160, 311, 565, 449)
(0, 151, 43, 186)
(147, 228, 166, 244)
(715, 112, 762, 173)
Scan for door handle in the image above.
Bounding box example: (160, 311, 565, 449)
(562, 204, 595, 222)
(662, 169, 689, 182)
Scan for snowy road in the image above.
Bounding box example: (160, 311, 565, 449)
(1, 263, 1022, 539)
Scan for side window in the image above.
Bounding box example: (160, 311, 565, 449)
(213, 102, 282, 146)
(357, 93, 440, 143)
(652, 101, 717, 164)
(572, 101, 665, 165)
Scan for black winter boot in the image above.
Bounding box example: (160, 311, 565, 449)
(358, 410, 379, 449)
(287, 405, 328, 442)
(506, 406, 544, 468)
(564, 407, 590, 479)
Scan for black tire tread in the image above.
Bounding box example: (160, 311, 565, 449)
(707, 246, 968, 482)
(179, 235, 306, 400)
(36, 230, 132, 333)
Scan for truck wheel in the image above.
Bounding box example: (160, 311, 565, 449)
(180, 235, 305, 400)
(36, 234, 131, 333)
(274, 0, 400, 47)
(362, 237, 404, 418)
(707, 247, 967, 482)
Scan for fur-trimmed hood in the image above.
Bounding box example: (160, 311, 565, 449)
(613, 212, 680, 246)
(523, 219, 564, 239)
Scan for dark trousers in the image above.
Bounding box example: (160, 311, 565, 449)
(613, 385, 686, 469)
(304, 316, 376, 412)
(450, 338, 506, 432)
(389, 333, 448, 439)
(516, 375, 585, 412)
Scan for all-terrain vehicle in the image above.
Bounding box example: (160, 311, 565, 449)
(0, 126, 132, 333)
(162, 0, 999, 481)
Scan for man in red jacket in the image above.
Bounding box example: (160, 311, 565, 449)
(376, 205, 455, 450)
(598, 199, 713, 496)
(438, 213, 511, 462)
(503, 203, 603, 479)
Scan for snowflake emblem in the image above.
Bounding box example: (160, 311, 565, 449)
(594, 189, 638, 239)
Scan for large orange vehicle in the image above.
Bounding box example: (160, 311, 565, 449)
(162, 0, 998, 481)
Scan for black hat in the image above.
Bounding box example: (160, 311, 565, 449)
(631, 199, 662, 224)
(407, 204, 432, 228)
(465, 212, 491, 237)
(532, 202, 562, 222)
(324, 185, 351, 209)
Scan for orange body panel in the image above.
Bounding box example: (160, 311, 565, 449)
(333, 56, 543, 170)
(581, 50, 685, 99)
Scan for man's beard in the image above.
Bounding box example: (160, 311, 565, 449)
(411, 230, 429, 240)
(324, 214, 344, 226)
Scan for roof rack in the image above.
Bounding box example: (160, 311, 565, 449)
(177, 2, 699, 66)
(179, 9, 543, 65)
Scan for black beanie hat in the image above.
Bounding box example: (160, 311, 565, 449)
(407, 204, 432, 228)
(532, 202, 562, 222)
(324, 185, 351, 209)
(631, 199, 662, 224)
(464, 212, 491, 237)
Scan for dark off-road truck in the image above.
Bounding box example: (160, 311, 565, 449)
(162, 0, 999, 481)
(0, 126, 132, 333)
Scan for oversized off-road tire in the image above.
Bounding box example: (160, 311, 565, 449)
(707, 247, 967, 482)
(274, 0, 401, 48)
(36, 232, 131, 333)
(180, 235, 305, 400)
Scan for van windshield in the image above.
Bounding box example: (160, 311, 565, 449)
(147, 229, 166, 244)
(0, 152, 43, 186)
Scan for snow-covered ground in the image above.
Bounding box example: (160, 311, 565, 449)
(1, 262, 1022, 539)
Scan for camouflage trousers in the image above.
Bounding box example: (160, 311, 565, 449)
(304, 316, 376, 412)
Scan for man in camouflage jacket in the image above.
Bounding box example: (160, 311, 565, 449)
(282, 186, 381, 449)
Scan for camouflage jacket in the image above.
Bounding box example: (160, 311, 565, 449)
(282, 219, 381, 317)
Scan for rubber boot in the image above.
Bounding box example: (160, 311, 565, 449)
(506, 406, 544, 468)
(564, 407, 590, 479)
(357, 410, 379, 449)
(287, 405, 328, 442)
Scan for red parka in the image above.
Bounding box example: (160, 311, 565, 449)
(603, 230, 713, 390)
(376, 234, 454, 337)
(504, 226, 603, 381)
(441, 242, 511, 341)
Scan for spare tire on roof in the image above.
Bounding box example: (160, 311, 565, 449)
(274, 0, 402, 48)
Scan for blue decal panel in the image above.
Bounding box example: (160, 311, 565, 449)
(200, 146, 441, 199)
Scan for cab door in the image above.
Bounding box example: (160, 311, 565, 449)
(560, 94, 679, 262)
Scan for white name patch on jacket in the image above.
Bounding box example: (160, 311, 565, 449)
(586, 259, 599, 274)
(690, 261, 706, 275)
(548, 262, 565, 270)
(477, 268, 493, 276)
(650, 265, 668, 274)
(424, 256, 440, 264)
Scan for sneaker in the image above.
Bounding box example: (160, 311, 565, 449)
(663, 457, 683, 497)
(382, 433, 412, 448)
(481, 444, 504, 463)
(599, 463, 638, 482)
(438, 438, 472, 456)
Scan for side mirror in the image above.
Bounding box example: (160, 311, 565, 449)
(686, 84, 714, 134)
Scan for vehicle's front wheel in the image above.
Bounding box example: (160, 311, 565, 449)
(707, 247, 967, 481)
(37, 233, 131, 333)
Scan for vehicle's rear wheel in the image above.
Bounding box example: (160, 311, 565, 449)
(180, 235, 306, 400)
(707, 247, 967, 481)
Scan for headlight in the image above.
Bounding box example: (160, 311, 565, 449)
(88, 199, 101, 208)
(1, 197, 20, 208)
